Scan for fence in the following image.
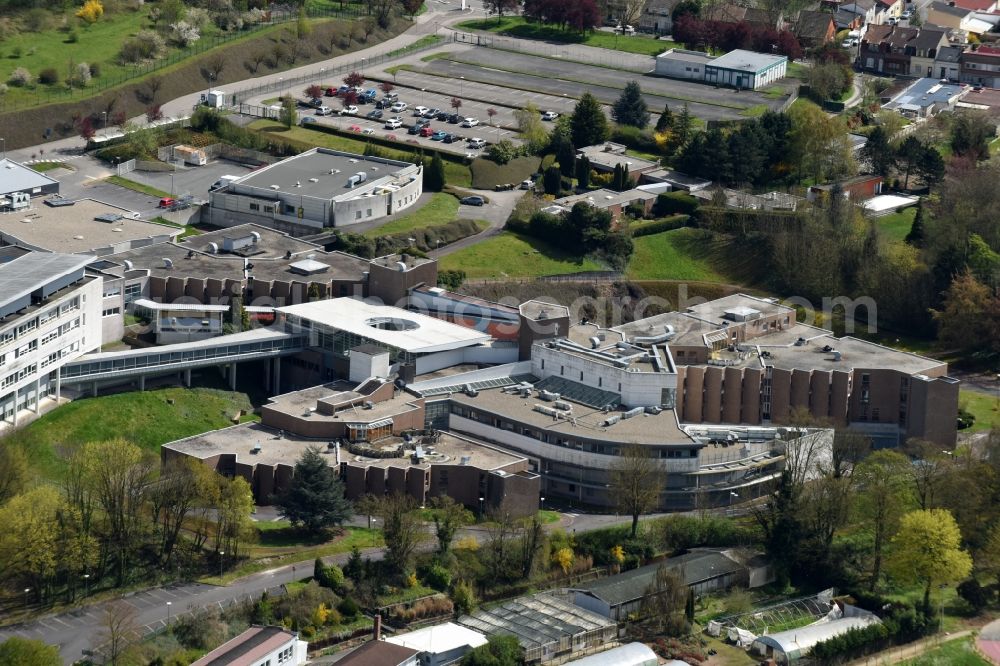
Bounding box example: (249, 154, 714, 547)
(226, 36, 443, 107)
(0, 4, 367, 114)
(117, 159, 136, 176)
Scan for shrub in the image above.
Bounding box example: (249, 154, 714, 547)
(171, 21, 201, 47)
(66, 29, 79, 43)
(611, 125, 658, 153)
(70, 63, 92, 87)
(9, 67, 32, 86)
(451, 580, 477, 615)
(89, 62, 101, 78)
(11, 46, 23, 59)
(38, 68, 59, 85)
(655, 514, 756, 552)
(421, 564, 452, 592)
(654, 191, 699, 216)
(487, 139, 520, 165)
(76, 0, 105, 24)
(631, 215, 689, 237)
(337, 597, 360, 619)
(543, 165, 561, 195)
(0, 84, 7, 96)
(26, 8, 49, 32)
(120, 30, 165, 63)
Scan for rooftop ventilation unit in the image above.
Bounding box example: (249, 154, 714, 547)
(363, 400, 374, 409)
(553, 400, 572, 411)
(122, 260, 133, 270)
(534, 404, 560, 417)
(162, 258, 173, 269)
(309, 178, 319, 183)
(460, 455, 471, 465)
(295, 181, 301, 188)
(251, 443, 261, 454)
(602, 414, 621, 427)
(208, 242, 219, 254)
(270, 184, 280, 190)
(538, 390, 560, 402)
(621, 406, 644, 420)
(463, 383, 479, 397)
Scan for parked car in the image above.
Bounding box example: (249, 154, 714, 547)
(390, 102, 408, 113)
(541, 110, 559, 121)
(362, 127, 376, 135)
(316, 106, 332, 116)
(520, 179, 534, 190)
(436, 110, 451, 121)
(460, 196, 485, 206)
(841, 38, 859, 48)
(158, 197, 176, 208)
(443, 133, 457, 143)
(431, 130, 448, 141)
(420, 125, 435, 137)
(310, 97, 324, 107)
(467, 137, 486, 149)
(385, 117, 404, 129)
(408, 124, 422, 135)
(348, 124, 362, 132)
(424, 107, 442, 118)
(300, 116, 318, 125)
(366, 109, 384, 119)
(383, 91, 399, 102)
(413, 105, 429, 116)
(340, 105, 359, 116)
(325, 87, 337, 97)
(363, 88, 378, 101)
(447, 113, 461, 124)
(461, 117, 479, 127)
(337, 85, 350, 96)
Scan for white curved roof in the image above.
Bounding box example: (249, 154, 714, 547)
(753, 616, 880, 659)
(563, 642, 659, 666)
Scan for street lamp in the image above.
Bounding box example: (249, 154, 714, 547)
(540, 495, 545, 510)
(219, 551, 225, 577)
(83, 573, 90, 597)
(460, 76, 465, 98)
(102, 111, 108, 135)
(478, 496, 485, 517)
(170, 172, 175, 197)
(166, 601, 172, 625)
(1, 137, 5, 159)
(361, 57, 366, 77)
(371, 517, 377, 546)
(24, 587, 30, 608)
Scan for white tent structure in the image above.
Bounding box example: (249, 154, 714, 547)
(751, 605, 880, 664)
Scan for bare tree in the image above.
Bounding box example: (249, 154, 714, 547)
(247, 51, 267, 73)
(373, 493, 424, 574)
(483, 504, 517, 581)
(205, 54, 226, 82)
(610, 444, 664, 538)
(515, 514, 546, 579)
(145, 75, 164, 103)
(640, 565, 688, 634)
(94, 602, 141, 666)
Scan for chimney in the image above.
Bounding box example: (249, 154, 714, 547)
(374, 613, 382, 640)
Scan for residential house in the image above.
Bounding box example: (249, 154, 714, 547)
(840, 0, 878, 25)
(835, 8, 865, 30)
(858, 24, 919, 75)
(927, 1, 973, 30)
(807, 175, 885, 203)
(384, 623, 488, 666)
(576, 142, 660, 180)
(877, 0, 905, 22)
(638, 0, 681, 34)
(744, 6, 784, 30)
(191, 626, 308, 666)
(908, 28, 950, 77)
(962, 45, 1000, 87)
(935, 44, 964, 80)
(548, 188, 658, 222)
(884, 77, 968, 117)
(338, 640, 420, 666)
(796, 10, 837, 47)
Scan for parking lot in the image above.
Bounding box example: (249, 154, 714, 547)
(124, 159, 256, 200)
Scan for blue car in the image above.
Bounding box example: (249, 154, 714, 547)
(431, 130, 448, 141)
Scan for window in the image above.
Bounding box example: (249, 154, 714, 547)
(15, 340, 36, 358)
(249, 202, 260, 212)
(264, 205, 274, 214)
(356, 210, 362, 219)
(102, 307, 121, 317)
(16, 320, 37, 336)
(39, 308, 57, 324)
(124, 283, 142, 304)
(0, 330, 13, 348)
(103, 285, 122, 298)
(366, 208, 372, 217)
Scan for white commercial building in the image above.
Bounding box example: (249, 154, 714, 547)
(191, 625, 308, 666)
(656, 48, 788, 89)
(206, 147, 422, 234)
(385, 622, 488, 666)
(0, 253, 102, 429)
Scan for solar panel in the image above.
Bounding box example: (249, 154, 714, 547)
(533, 376, 620, 410)
(94, 213, 123, 223)
(44, 198, 75, 207)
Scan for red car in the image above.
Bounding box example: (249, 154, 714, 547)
(158, 197, 175, 208)
(419, 125, 434, 137)
(325, 87, 337, 97)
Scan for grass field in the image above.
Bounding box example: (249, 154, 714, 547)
(879, 207, 917, 243)
(439, 231, 605, 278)
(960, 389, 1000, 433)
(4, 386, 256, 480)
(106, 175, 171, 198)
(250, 121, 473, 187)
(456, 17, 680, 56)
(627, 228, 726, 282)
(30, 161, 73, 172)
(149, 216, 201, 239)
(364, 192, 459, 237)
(900, 637, 990, 666)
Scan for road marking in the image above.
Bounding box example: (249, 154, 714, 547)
(50, 616, 72, 628)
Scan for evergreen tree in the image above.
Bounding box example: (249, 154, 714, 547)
(905, 204, 926, 248)
(575, 154, 591, 188)
(570, 92, 609, 149)
(274, 447, 352, 532)
(543, 165, 562, 195)
(612, 80, 650, 129)
(860, 126, 894, 178)
(424, 152, 445, 192)
(556, 138, 576, 179)
(655, 103, 673, 132)
(669, 103, 693, 153)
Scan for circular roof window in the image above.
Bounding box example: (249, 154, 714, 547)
(365, 316, 419, 332)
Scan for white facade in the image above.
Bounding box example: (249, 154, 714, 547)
(0, 275, 101, 428)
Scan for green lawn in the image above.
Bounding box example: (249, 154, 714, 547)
(250, 121, 472, 187)
(149, 216, 201, 239)
(627, 228, 726, 281)
(456, 17, 680, 56)
(364, 192, 459, 237)
(106, 175, 170, 198)
(740, 104, 769, 118)
(960, 389, 1000, 433)
(30, 161, 73, 172)
(4, 386, 255, 480)
(879, 207, 917, 243)
(439, 231, 605, 278)
(900, 637, 990, 666)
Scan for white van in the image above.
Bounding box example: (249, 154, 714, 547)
(210, 175, 240, 191)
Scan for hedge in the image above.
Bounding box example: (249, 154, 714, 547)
(654, 191, 700, 216)
(630, 214, 690, 237)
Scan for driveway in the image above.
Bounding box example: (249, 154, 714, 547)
(429, 188, 525, 258)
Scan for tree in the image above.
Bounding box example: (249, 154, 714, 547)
(610, 445, 663, 538)
(895, 136, 925, 190)
(887, 508, 972, 615)
(958, 578, 990, 612)
(216, 476, 255, 557)
(655, 102, 673, 132)
(0, 441, 28, 504)
(146, 104, 163, 123)
(612, 80, 650, 129)
(543, 165, 562, 195)
(641, 565, 689, 634)
(0, 487, 60, 601)
(484, 0, 519, 21)
(279, 97, 297, 129)
(905, 203, 926, 247)
(513, 102, 547, 154)
(0, 637, 60, 666)
(556, 137, 576, 179)
(487, 107, 498, 125)
(362, 16, 377, 40)
(372, 493, 424, 574)
(379, 81, 394, 95)
(430, 496, 473, 555)
(461, 635, 521, 666)
(806, 62, 848, 102)
(249, 50, 267, 73)
(571, 93, 609, 149)
(296, 6, 312, 39)
(951, 111, 994, 161)
(450, 96, 463, 112)
(860, 125, 895, 178)
(77, 116, 95, 141)
(402, 0, 423, 17)
(915, 145, 945, 191)
(344, 71, 365, 88)
(305, 84, 323, 100)
(931, 270, 996, 354)
(575, 154, 591, 188)
(853, 450, 914, 590)
(424, 152, 446, 192)
(94, 601, 140, 666)
(274, 447, 351, 532)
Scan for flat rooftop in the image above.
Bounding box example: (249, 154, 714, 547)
(686, 293, 793, 324)
(0, 252, 92, 319)
(184, 223, 321, 259)
(450, 387, 695, 446)
(710, 49, 787, 72)
(758, 334, 948, 375)
(0, 198, 179, 254)
(191, 625, 295, 666)
(164, 422, 524, 471)
(108, 241, 368, 283)
(264, 381, 423, 425)
(0, 158, 58, 195)
(278, 298, 493, 354)
(612, 311, 718, 346)
(234, 148, 412, 199)
(386, 623, 487, 654)
(519, 299, 569, 321)
(554, 188, 656, 210)
(657, 48, 716, 64)
(886, 77, 966, 109)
